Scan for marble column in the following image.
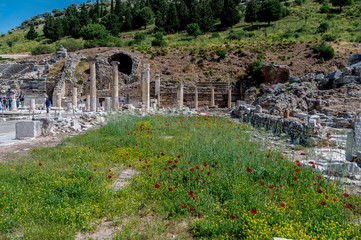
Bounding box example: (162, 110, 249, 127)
(11, 96, 17, 111)
(178, 82, 184, 110)
(105, 97, 111, 111)
(112, 61, 119, 111)
(228, 87, 232, 108)
(72, 87, 77, 110)
(56, 93, 61, 108)
(90, 61, 97, 112)
(30, 99, 36, 111)
(211, 87, 215, 106)
(195, 87, 198, 110)
(86, 94, 91, 112)
(155, 74, 161, 107)
(141, 63, 150, 109)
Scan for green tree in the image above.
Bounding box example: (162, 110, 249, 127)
(186, 23, 202, 37)
(220, 0, 240, 27)
(79, 3, 91, 26)
(111, 0, 114, 14)
(43, 16, 63, 41)
(177, 0, 189, 30)
(139, 7, 154, 29)
(151, 32, 167, 46)
(96, 0, 100, 18)
(80, 24, 110, 40)
(211, 0, 224, 18)
(330, 0, 354, 9)
(115, 0, 123, 16)
(198, 0, 214, 32)
(257, 0, 282, 26)
(165, 3, 180, 33)
(122, 2, 133, 31)
(26, 24, 38, 40)
(102, 14, 121, 36)
(245, 0, 258, 25)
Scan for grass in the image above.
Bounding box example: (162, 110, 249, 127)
(1, 0, 361, 54)
(0, 114, 360, 239)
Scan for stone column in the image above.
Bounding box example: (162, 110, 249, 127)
(56, 93, 62, 108)
(66, 103, 72, 112)
(211, 87, 215, 106)
(178, 82, 184, 110)
(72, 87, 77, 110)
(90, 61, 97, 112)
(105, 97, 112, 111)
(195, 87, 198, 110)
(155, 74, 161, 107)
(112, 61, 119, 110)
(30, 99, 36, 111)
(228, 87, 232, 108)
(11, 96, 17, 111)
(141, 63, 150, 109)
(86, 94, 91, 112)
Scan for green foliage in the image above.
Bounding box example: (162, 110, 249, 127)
(322, 33, 337, 41)
(58, 38, 83, 52)
(165, 3, 180, 33)
(319, 3, 330, 13)
(151, 32, 167, 47)
(330, 0, 354, 9)
(80, 24, 109, 40)
(138, 7, 155, 29)
(84, 36, 123, 48)
(198, 0, 215, 32)
(216, 48, 227, 59)
(227, 30, 255, 40)
(258, 0, 283, 25)
(102, 14, 121, 36)
(355, 35, 361, 43)
(311, 42, 335, 60)
(26, 25, 38, 40)
(220, 0, 241, 27)
(31, 45, 54, 55)
(295, 0, 305, 5)
(316, 22, 329, 33)
(186, 23, 202, 38)
(133, 32, 147, 43)
(245, 0, 258, 24)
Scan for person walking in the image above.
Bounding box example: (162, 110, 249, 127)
(45, 98, 51, 113)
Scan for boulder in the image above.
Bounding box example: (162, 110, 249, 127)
(289, 76, 300, 83)
(261, 64, 290, 84)
(16, 121, 42, 139)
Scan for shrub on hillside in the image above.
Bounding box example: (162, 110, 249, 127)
(84, 36, 123, 49)
(316, 22, 329, 33)
(151, 32, 167, 47)
(311, 42, 335, 60)
(322, 34, 337, 41)
(227, 30, 255, 40)
(319, 4, 330, 13)
(133, 32, 147, 43)
(216, 48, 227, 59)
(31, 45, 54, 55)
(186, 23, 202, 38)
(58, 38, 83, 52)
(80, 24, 109, 40)
(355, 35, 361, 43)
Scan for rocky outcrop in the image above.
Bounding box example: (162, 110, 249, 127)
(261, 63, 290, 84)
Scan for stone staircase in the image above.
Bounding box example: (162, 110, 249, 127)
(0, 64, 32, 79)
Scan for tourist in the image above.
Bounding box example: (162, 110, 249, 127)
(45, 98, 51, 113)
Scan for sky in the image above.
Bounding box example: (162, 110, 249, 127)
(0, 0, 90, 34)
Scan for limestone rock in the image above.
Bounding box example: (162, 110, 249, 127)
(261, 64, 290, 84)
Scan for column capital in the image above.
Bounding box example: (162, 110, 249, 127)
(111, 61, 120, 66)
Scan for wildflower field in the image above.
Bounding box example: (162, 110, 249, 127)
(0, 115, 360, 239)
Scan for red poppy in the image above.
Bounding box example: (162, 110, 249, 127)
(313, 182, 317, 185)
(129, 165, 132, 167)
(249, 151, 253, 155)
(343, 193, 349, 197)
(109, 169, 112, 172)
(196, 166, 199, 169)
(333, 198, 337, 201)
(278, 185, 282, 188)
(213, 153, 216, 156)
(293, 177, 298, 180)
(317, 189, 322, 193)
(164, 168, 167, 171)
(190, 168, 194, 172)
(147, 165, 150, 168)
(207, 172, 210, 175)
(295, 169, 299, 172)
(177, 155, 181, 158)
(211, 165, 215, 168)
(203, 180, 206, 184)
(151, 214, 154, 217)
(108, 175, 112, 179)
(174, 160, 179, 163)
(280, 203, 285, 207)
(231, 215, 236, 219)
(196, 177, 199, 180)
(39, 163, 43, 166)
(320, 201, 326, 205)
(190, 178, 193, 181)
(346, 205, 351, 209)
(94, 169, 97, 171)
(142, 166, 146, 169)
(288, 206, 292, 209)
(215, 161, 218, 165)
(330, 171, 334, 174)
(325, 195, 328, 199)
(181, 205, 186, 209)
(1, 192, 4, 195)
(190, 207, 194, 211)
(149, 174, 152, 177)
(193, 196, 197, 200)
(204, 163, 208, 167)
(318, 176, 322, 179)
(268, 185, 274, 189)
(167, 160, 172, 163)
(250, 209, 257, 214)
(237, 156, 240, 158)
(247, 168, 252, 173)
(168, 187, 173, 191)
(261, 182, 264, 186)
(88, 176, 92, 180)
(154, 184, 160, 188)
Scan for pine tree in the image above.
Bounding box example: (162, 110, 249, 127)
(115, 0, 123, 16)
(26, 24, 38, 40)
(154, 0, 168, 30)
(79, 3, 91, 26)
(111, 0, 114, 13)
(122, 2, 133, 31)
(178, 0, 189, 30)
(165, 3, 179, 33)
(198, 0, 214, 32)
(139, 7, 154, 29)
(220, 0, 240, 27)
(188, 0, 200, 25)
(245, 0, 258, 25)
(102, 13, 121, 35)
(330, 0, 354, 9)
(257, 0, 282, 26)
(67, 16, 82, 38)
(211, 0, 224, 18)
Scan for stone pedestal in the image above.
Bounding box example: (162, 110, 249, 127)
(211, 87, 215, 106)
(86, 94, 91, 112)
(56, 94, 62, 108)
(195, 87, 198, 110)
(72, 87, 77, 110)
(30, 99, 36, 111)
(155, 74, 161, 107)
(16, 121, 41, 139)
(178, 82, 184, 110)
(141, 63, 150, 109)
(112, 61, 120, 111)
(105, 97, 112, 111)
(11, 97, 17, 111)
(90, 62, 97, 112)
(66, 103, 72, 112)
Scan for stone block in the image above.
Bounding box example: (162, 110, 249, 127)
(16, 121, 42, 139)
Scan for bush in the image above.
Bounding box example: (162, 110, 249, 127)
(355, 35, 361, 43)
(134, 32, 147, 43)
(319, 4, 330, 13)
(186, 23, 202, 38)
(322, 34, 337, 41)
(316, 22, 329, 33)
(80, 24, 109, 40)
(311, 42, 335, 60)
(84, 36, 123, 49)
(210, 33, 220, 39)
(216, 48, 227, 59)
(58, 38, 83, 52)
(151, 32, 167, 47)
(227, 30, 255, 40)
(31, 45, 54, 55)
